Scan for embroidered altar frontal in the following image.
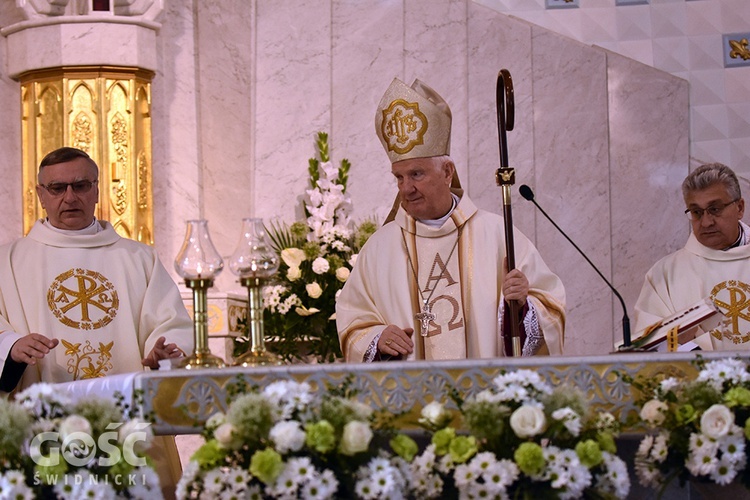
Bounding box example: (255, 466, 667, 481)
(136, 351, 750, 435)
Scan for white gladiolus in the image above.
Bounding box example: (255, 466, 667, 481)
(335, 267, 350, 283)
(509, 404, 546, 438)
(700, 404, 734, 439)
(312, 257, 330, 274)
(281, 248, 306, 269)
(306, 282, 323, 299)
(340, 421, 373, 455)
(640, 400, 668, 427)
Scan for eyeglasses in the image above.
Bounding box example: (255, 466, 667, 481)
(684, 199, 739, 221)
(39, 180, 98, 197)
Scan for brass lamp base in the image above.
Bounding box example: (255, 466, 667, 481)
(179, 351, 226, 370)
(233, 348, 284, 367)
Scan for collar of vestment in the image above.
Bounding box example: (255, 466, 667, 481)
(27, 219, 121, 248)
(396, 193, 477, 237)
(685, 221, 750, 261)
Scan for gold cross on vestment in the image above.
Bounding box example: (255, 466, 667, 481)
(415, 301, 435, 337)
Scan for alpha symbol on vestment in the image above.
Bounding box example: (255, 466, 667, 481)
(48, 268, 119, 330)
(710, 280, 750, 344)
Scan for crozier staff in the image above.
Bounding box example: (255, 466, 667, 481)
(336, 78, 565, 362)
(0, 146, 193, 392)
(634, 162, 750, 351)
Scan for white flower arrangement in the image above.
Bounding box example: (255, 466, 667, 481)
(234, 132, 376, 363)
(176, 378, 413, 499)
(406, 369, 631, 499)
(0, 382, 161, 499)
(630, 357, 750, 490)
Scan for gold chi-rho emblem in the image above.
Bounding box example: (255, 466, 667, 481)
(710, 280, 750, 344)
(381, 99, 428, 154)
(48, 268, 119, 329)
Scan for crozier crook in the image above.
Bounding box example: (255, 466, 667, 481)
(495, 69, 522, 356)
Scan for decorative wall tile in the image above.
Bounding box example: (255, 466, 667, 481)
(723, 33, 750, 68)
(546, 0, 578, 9)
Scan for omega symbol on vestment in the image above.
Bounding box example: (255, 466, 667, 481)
(47, 268, 119, 330)
(709, 280, 750, 344)
(381, 99, 428, 155)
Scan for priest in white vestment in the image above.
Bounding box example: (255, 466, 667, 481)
(336, 78, 566, 362)
(0, 147, 193, 391)
(634, 163, 750, 351)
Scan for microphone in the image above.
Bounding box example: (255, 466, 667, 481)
(519, 184, 632, 350)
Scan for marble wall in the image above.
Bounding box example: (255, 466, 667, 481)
(0, 0, 690, 356)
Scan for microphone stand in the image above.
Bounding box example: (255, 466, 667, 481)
(518, 185, 634, 351)
(495, 69, 522, 356)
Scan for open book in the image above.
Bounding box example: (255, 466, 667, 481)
(626, 297, 726, 352)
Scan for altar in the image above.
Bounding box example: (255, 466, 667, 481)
(130, 350, 737, 436)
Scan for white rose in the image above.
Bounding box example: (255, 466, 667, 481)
(312, 257, 330, 274)
(214, 422, 239, 449)
(118, 419, 154, 454)
(59, 415, 92, 442)
(640, 399, 668, 427)
(306, 282, 323, 299)
(281, 248, 306, 268)
(700, 404, 734, 439)
(335, 267, 350, 283)
(348, 254, 359, 267)
(339, 421, 373, 455)
(509, 404, 546, 438)
(286, 266, 302, 281)
(421, 401, 451, 428)
(270, 421, 306, 453)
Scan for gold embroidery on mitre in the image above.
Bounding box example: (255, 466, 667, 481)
(381, 99, 428, 155)
(62, 338, 114, 380)
(47, 268, 119, 330)
(709, 280, 750, 344)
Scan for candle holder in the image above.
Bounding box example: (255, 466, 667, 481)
(174, 219, 226, 369)
(229, 217, 283, 367)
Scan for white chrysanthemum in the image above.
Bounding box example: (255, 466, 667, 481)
(453, 463, 477, 487)
(263, 380, 313, 419)
(490, 369, 552, 403)
(16, 382, 71, 418)
(277, 294, 302, 315)
(127, 466, 162, 499)
(175, 460, 200, 499)
(595, 452, 630, 499)
(686, 447, 719, 476)
(482, 459, 519, 490)
(270, 420, 306, 453)
(202, 468, 227, 496)
(659, 377, 680, 393)
(0, 470, 34, 500)
(719, 426, 746, 465)
(697, 358, 750, 391)
(709, 454, 738, 485)
(649, 432, 669, 463)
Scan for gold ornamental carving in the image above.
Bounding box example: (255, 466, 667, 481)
(729, 38, 750, 61)
(20, 66, 154, 244)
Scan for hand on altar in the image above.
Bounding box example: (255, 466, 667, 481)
(378, 325, 414, 357)
(10, 334, 59, 365)
(141, 336, 183, 369)
(503, 257, 529, 306)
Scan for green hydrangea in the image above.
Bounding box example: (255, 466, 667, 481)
(575, 439, 603, 468)
(34, 461, 69, 485)
(390, 434, 418, 461)
(724, 387, 750, 408)
(191, 440, 227, 469)
(675, 403, 696, 425)
(514, 442, 545, 476)
(432, 427, 456, 456)
(305, 420, 336, 453)
(250, 448, 284, 485)
(449, 435, 478, 464)
(596, 431, 617, 454)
